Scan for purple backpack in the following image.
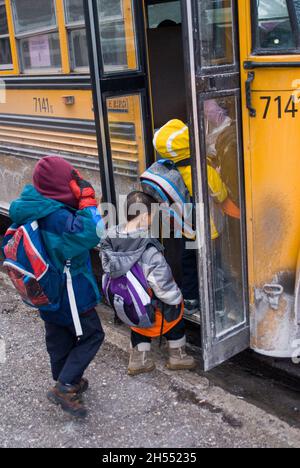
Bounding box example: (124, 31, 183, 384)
(102, 264, 156, 329)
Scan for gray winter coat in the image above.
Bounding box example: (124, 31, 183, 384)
(100, 226, 182, 306)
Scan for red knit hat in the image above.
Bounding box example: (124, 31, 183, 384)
(33, 156, 78, 208)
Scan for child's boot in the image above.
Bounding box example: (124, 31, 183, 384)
(184, 299, 199, 316)
(166, 337, 196, 371)
(47, 383, 87, 419)
(128, 343, 155, 376)
(72, 378, 89, 395)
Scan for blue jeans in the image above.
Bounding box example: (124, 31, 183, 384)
(45, 309, 105, 386)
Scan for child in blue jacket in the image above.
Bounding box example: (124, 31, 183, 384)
(9, 156, 105, 419)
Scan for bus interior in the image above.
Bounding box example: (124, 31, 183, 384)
(145, 0, 187, 128)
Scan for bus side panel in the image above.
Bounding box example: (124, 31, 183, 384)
(0, 89, 146, 215)
(238, 0, 300, 358)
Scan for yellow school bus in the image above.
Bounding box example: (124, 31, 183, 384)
(0, 0, 144, 212)
(1, 0, 300, 371)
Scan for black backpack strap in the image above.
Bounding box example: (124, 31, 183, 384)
(175, 158, 192, 168)
(159, 309, 165, 348)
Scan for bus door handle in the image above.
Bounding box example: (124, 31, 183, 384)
(246, 72, 256, 117)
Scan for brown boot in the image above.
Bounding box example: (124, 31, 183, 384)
(47, 383, 87, 419)
(166, 337, 196, 371)
(128, 343, 156, 376)
(72, 378, 89, 395)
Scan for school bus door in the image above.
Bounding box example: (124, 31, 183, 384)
(239, 0, 300, 358)
(84, 0, 154, 205)
(182, 0, 250, 371)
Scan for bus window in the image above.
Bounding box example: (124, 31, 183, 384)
(12, 0, 61, 72)
(97, 0, 139, 73)
(198, 0, 235, 67)
(64, 0, 89, 71)
(204, 96, 246, 337)
(106, 94, 146, 199)
(253, 0, 297, 51)
(147, 1, 181, 29)
(0, 1, 12, 69)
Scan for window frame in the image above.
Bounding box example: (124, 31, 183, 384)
(104, 90, 149, 182)
(251, 0, 300, 55)
(96, 0, 141, 76)
(196, 0, 240, 76)
(63, 0, 89, 72)
(199, 90, 249, 339)
(11, 0, 62, 74)
(0, 0, 13, 70)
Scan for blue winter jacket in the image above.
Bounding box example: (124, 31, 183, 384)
(8, 185, 104, 326)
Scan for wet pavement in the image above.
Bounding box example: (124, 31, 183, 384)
(207, 354, 300, 429)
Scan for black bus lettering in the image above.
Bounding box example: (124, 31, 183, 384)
(260, 95, 299, 119)
(33, 97, 53, 114)
(274, 96, 282, 119)
(260, 96, 271, 119)
(285, 96, 298, 118)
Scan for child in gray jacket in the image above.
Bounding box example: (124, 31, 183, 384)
(101, 191, 195, 376)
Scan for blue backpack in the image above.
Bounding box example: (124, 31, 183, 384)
(2, 221, 83, 337)
(141, 159, 195, 240)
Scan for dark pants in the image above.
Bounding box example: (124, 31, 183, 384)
(131, 318, 186, 348)
(182, 239, 199, 301)
(45, 309, 105, 386)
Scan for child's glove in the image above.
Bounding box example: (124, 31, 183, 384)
(70, 170, 98, 210)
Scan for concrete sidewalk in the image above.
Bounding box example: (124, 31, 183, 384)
(0, 271, 300, 448)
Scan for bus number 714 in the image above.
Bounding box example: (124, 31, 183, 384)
(260, 95, 298, 119)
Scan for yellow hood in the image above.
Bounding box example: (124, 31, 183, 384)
(153, 119, 190, 163)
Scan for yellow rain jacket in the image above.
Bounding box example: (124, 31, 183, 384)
(153, 119, 228, 240)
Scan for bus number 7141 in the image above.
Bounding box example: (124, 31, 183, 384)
(33, 97, 54, 114)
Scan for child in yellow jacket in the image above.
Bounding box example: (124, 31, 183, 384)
(153, 119, 235, 315)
